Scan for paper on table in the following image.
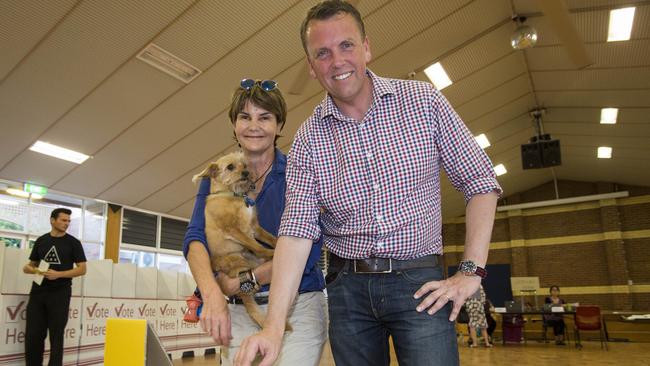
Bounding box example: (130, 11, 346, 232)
(33, 262, 50, 285)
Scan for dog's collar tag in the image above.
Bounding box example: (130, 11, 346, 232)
(244, 196, 256, 207)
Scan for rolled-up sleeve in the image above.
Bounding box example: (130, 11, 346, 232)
(432, 90, 503, 202)
(183, 177, 210, 258)
(279, 130, 321, 241)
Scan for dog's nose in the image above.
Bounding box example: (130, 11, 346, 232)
(242, 170, 250, 178)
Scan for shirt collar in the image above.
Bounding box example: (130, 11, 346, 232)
(319, 69, 395, 122)
(269, 148, 286, 176)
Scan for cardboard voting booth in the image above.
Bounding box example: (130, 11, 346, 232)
(0, 247, 212, 364)
(104, 318, 172, 366)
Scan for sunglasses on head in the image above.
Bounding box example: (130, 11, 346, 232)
(240, 79, 278, 91)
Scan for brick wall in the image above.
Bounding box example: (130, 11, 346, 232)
(443, 179, 650, 311)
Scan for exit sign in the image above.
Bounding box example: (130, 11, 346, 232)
(23, 183, 48, 195)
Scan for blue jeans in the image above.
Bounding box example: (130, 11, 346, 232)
(327, 263, 459, 366)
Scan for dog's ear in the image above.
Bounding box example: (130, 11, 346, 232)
(192, 162, 219, 183)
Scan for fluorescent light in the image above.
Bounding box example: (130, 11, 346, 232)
(598, 146, 612, 159)
(29, 141, 89, 164)
(424, 62, 453, 90)
(475, 134, 491, 149)
(6, 188, 42, 199)
(494, 164, 507, 176)
(6, 188, 29, 198)
(600, 108, 618, 124)
(608, 7, 635, 42)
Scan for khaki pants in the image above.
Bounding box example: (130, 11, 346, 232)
(221, 291, 327, 366)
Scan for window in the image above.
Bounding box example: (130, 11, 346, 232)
(158, 253, 188, 272)
(119, 208, 189, 273)
(0, 193, 28, 232)
(84, 202, 105, 243)
(121, 209, 157, 247)
(82, 242, 103, 260)
(0, 180, 106, 254)
(160, 217, 186, 251)
(0, 235, 22, 248)
(119, 249, 156, 267)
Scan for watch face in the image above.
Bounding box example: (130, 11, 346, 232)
(460, 261, 477, 274)
(240, 281, 256, 294)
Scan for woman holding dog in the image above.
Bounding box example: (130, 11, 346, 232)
(183, 79, 327, 366)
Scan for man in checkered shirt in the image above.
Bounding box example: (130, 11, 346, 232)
(236, 1, 502, 365)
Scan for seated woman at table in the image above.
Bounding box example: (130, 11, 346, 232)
(544, 285, 566, 345)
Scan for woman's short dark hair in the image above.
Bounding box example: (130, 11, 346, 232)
(228, 83, 286, 146)
(50, 208, 72, 220)
(549, 285, 560, 293)
(300, 0, 366, 57)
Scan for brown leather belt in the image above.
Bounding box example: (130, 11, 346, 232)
(329, 253, 439, 274)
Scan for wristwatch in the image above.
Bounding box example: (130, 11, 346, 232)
(458, 260, 487, 279)
(238, 270, 259, 294)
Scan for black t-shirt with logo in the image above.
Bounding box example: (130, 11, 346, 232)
(29, 233, 87, 292)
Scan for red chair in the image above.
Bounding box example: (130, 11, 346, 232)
(574, 305, 608, 350)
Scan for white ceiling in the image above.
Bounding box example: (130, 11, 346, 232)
(1, 0, 649, 219)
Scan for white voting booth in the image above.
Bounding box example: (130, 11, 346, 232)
(0, 246, 215, 365)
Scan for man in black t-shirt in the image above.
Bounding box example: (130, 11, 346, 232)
(23, 208, 87, 366)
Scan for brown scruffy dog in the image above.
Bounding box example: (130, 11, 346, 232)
(193, 151, 276, 328)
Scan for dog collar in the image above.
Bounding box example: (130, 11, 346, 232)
(209, 191, 255, 207)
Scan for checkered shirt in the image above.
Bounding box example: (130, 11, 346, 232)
(279, 70, 502, 260)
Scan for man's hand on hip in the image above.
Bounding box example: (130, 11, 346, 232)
(200, 290, 232, 346)
(235, 328, 283, 366)
(413, 271, 481, 321)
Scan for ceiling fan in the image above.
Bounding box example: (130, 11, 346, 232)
(536, 0, 593, 69)
(288, 0, 362, 95)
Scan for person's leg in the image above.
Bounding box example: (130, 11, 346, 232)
(383, 267, 460, 366)
(274, 291, 328, 366)
(25, 291, 48, 366)
(469, 326, 478, 348)
(328, 271, 390, 366)
(547, 319, 565, 345)
(556, 319, 566, 344)
(481, 327, 492, 346)
(46, 286, 71, 366)
(219, 302, 266, 366)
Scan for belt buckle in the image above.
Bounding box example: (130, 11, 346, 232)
(353, 258, 393, 273)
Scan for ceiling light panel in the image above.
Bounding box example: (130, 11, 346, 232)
(475, 134, 491, 149)
(597, 146, 612, 159)
(29, 141, 90, 164)
(600, 108, 618, 124)
(494, 164, 507, 176)
(608, 7, 635, 42)
(424, 62, 453, 90)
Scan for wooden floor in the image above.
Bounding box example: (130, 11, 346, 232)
(173, 341, 650, 366)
